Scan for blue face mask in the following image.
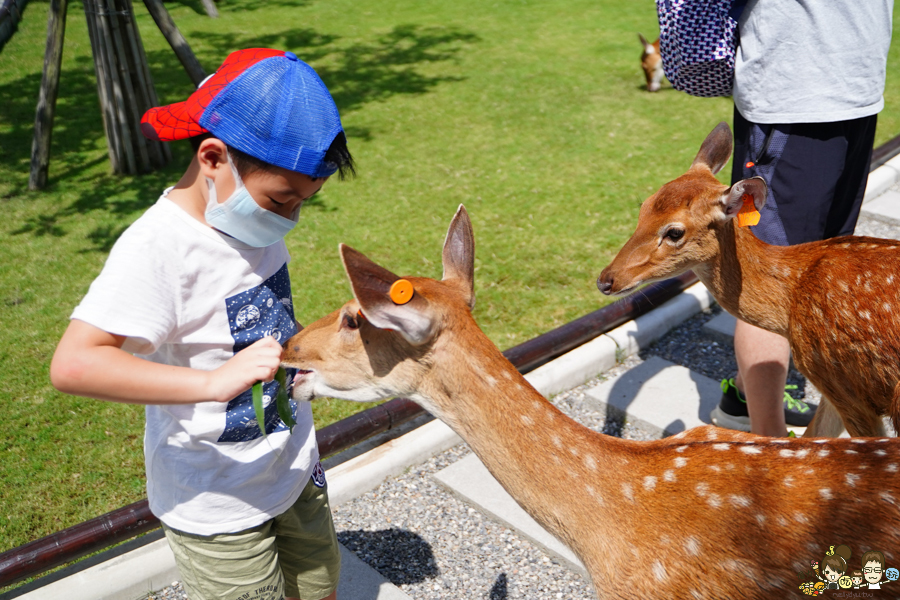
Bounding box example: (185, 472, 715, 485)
(205, 155, 300, 247)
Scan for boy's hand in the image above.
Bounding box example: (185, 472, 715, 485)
(208, 336, 283, 403)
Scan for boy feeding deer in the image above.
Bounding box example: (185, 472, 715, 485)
(51, 49, 354, 600)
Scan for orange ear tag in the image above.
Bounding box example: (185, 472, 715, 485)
(736, 194, 760, 228)
(389, 279, 414, 305)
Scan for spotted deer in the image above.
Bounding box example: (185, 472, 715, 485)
(639, 33, 663, 92)
(598, 122, 900, 439)
(282, 206, 900, 599)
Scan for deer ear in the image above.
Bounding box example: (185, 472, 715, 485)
(638, 33, 654, 53)
(721, 177, 768, 219)
(442, 205, 476, 310)
(691, 122, 733, 175)
(340, 244, 435, 345)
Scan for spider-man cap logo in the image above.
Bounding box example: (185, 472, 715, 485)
(141, 48, 343, 178)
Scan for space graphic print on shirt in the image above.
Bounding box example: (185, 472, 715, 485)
(218, 262, 299, 442)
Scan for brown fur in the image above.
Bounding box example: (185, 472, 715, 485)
(639, 34, 664, 92)
(599, 122, 900, 438)
(283, 206, 900, 599)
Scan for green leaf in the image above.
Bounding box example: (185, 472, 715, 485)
(252, 381, 267, 438)
(275, 367, 296, 434)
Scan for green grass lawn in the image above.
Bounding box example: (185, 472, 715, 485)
(2, 0, 900, 566)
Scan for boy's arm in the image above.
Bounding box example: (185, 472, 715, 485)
(51, 319, 283, 405)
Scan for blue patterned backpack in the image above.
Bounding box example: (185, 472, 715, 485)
(656, 0, 748, 98)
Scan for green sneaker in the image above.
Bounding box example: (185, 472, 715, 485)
(710, 377, 817, 432)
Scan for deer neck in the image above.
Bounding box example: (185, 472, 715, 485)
(693, 221, 795, 337)
(414, 317, 627, 571)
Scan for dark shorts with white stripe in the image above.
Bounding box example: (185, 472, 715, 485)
(731, 107, 877, 246)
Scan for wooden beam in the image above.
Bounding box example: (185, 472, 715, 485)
(28, 0, 68, 190)
(141, 0, 206, 86)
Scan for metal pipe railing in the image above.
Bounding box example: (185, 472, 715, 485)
(0, 271, 699, 587)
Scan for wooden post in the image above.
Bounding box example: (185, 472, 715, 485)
(199, 0, 217, 18)
(142, 0, 206, 86)
(28, 0, 69, 190)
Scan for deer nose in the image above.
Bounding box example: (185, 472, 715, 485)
(597, 271, 614, 295)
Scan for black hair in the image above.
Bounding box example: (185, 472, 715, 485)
(188, 131, 355, 180)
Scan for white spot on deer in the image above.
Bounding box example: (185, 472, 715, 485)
(675, 457, 688, 468)
(819, 488, 833, 500)
(861, 310, 872, 320)
(740, 445, 763, 455)
(584, 454, 597, 471)
(552, 436, 562, 449)
(889, 275, 896, 285)
(884, 303, 892, 313)
(713, 443, 731, 451)
(586, 485, 604, 504)
(779, 449, 798, 458)
(880, 491, 897, 505)
(877, 438, 890, 443)
(652, 560, 667, 582)
(851, 439, 867, 444)
(755, 513, 766, 526)
(643, 476, 658, 491)
(684, 536, 701, 556)
(663, 469, 676, 482)
(777, 516, 789, 527)
(568, 445, 580, 457)
(726, 463, 735, 470)
(673, 431, 687, 439)
(621, 483, 634, 502)
(729, 495, 751, 508)
(817, 449, 831, 458)
(845, 473, 860, 487)
(875, 449, 887, 456)
(708, 465, 721, 473)
(771, 439, 790, 444)
(502, 371, 513, 380)
(794, 513, 809, 524)
(784, 476, 795, 487)
(675, 445, 688, 453)
(707, 494, 722, 509)
(707, 429, 718, 440)
(845, 449, 858, 455)
(690, 590, 703, 600)
(813, 439, 829, 444)
(695, 482, 709, 497)
(804, 468, 815, 475)
(521, 414, 534, 426)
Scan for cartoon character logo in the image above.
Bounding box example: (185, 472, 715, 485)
(799, 544, 897, 595)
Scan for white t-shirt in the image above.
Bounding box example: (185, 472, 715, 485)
(71, 192, 318, 535)
(734, 0, 893, 124)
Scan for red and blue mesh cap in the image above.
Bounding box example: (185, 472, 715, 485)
(141, 48, 343, 178)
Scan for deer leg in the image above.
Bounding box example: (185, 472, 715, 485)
(802, 397, 845, 438)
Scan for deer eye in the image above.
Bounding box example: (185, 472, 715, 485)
(665, 228, 685, 242)
(343, 313, 359, 330)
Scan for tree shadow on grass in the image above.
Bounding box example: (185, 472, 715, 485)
(2, 23, 479, 251)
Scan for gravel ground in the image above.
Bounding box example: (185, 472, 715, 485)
(143, 210, 900, 600)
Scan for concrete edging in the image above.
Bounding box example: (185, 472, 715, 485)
(13, 281, 716, 600)
(864, 157, 900, 204)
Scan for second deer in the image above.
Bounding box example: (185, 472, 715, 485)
(639, 33, 664, 92)
(598, 122, 900, 439)
(283, 206, 899, 599)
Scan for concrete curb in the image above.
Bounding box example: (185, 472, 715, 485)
(13, 281, 715, 600)
(864, 157, 900, 204)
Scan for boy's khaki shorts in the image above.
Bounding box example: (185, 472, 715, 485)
(162, 478, 341, 600)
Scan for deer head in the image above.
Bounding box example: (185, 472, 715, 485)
(597, 122, 768, 295)
(282, 205, 476, 416)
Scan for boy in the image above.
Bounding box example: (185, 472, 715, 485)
(50, 48, 354, 600)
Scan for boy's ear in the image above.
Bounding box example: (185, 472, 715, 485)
(691, 122, 733, 175)
(721, 177, 768, 219)
(340, 244, 435, 345)
(197, 137, 229, 178)
(441, 205, 476, 310)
